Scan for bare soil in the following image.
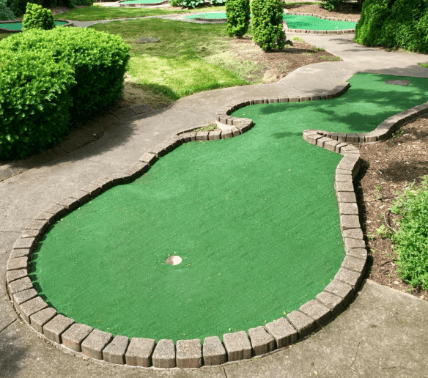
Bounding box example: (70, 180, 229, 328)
(283, 2, 361, 21)
(356, 115, 428, 301)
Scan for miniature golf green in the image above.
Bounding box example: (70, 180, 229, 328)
(0, 21, 68, 31)
(184, 12, 356, 30)
(30, 73, 428, 342)
(283, 14, 356, 30)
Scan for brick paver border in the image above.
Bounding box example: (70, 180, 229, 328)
(6, 82, 428, 369)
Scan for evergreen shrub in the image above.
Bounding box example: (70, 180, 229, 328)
(226, 0, 250, 37)
(210, 0, 225, 5)
(1, 27, 130, 120)
(355, 0, 428, 53)
(180, 0, 203, 8)
(0, 50, 75, 159)
(251, 0, 285, 51)
(0, 0, 15, 20)
(22, 3, 55, 31)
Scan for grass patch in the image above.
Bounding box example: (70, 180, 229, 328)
(0, 33, 11, 40)
(319, 55, 340, 61)
(380, 177, 428, 289)
(192, 124, 217, 132)
(418, 63, 428, 69)
(91, 18, 249, 101)
(54, 4, 225, 21)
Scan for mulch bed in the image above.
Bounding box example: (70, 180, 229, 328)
(283, 2, 361, 21)
(356, 114, 428, 301)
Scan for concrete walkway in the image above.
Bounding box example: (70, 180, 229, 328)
(1, 28, 428, 377)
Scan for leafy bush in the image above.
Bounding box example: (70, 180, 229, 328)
(321, 0, 342, 11)
(169, 0, 181, 6)
(251, 0, 286, 51)
(180, 0, 203, 8)
(6, 0, 92, 17)
(0, 0, 15, 20)
(22, 3, 55, 31)
(0, 49, 75, 159)
(226, 0, 250, 37)
(210, 0, 225, 5)
(387, 177, 428, 289)
(355, 0, 428, 53)
(1, 27, 130, 120)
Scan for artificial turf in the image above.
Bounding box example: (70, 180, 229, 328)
(283, 14, 356, 30)
(185, 12, 227, 20)
(30, 73, 428, 342)
(0, 21, 67, 31)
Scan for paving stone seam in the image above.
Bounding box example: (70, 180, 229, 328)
(118, 0, 170, 7)
(9, 81, 425, 369)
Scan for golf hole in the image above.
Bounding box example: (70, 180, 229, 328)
(165, 255, 182, 266)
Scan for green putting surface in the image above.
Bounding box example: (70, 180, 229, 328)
(0, 21, 67, 31)
(121, 0, 165, 4)
(30, 73, 428, 342)
(283, 14, 356, 30)
(185, 12, 226, 20)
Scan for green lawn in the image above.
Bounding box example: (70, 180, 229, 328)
(54, 4, 225, 21)
(91, 18, 263, 106)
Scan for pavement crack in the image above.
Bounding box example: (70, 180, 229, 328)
(349, 341, 361, 369)
(0, 318, 17, 334)
(223, 367, 229, 378)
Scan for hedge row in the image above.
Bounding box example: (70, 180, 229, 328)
(355, 0, 428, 53)
(0, 27, 130, 160)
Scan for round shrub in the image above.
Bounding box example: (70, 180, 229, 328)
(355, 0, 428, 53)
(226, 0, 250, 38)
(1, 27, 130, 120)
(0, 50, 75, 159)
(251, 0, 286, 51)
(22, 3, 55, 31)
(0, 0, 15, 20)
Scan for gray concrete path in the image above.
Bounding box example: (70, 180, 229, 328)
(1, 29, 428, 377)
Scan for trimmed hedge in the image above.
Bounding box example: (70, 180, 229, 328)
(22, 3, 55, 31)
(226, 0, 250, 38)
(355, 0, 428, 53)
(251, 0, 286, 51)
(1, 27, 130, 120)
(0, 50, 75, 159)
(0, 27, 130, 160)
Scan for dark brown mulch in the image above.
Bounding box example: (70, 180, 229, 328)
(356, 114, 428, 301)
(228, 37, 340, 83)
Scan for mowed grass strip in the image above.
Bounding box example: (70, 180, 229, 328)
(91, 18, 249, 102)
(54, 4, 225, 21)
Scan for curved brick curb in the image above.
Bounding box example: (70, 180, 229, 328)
(283, 12, 356, 34)
(10, 80, 427, 369)
(0, 19, 74, 33)
(118, 0, 169, 7)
